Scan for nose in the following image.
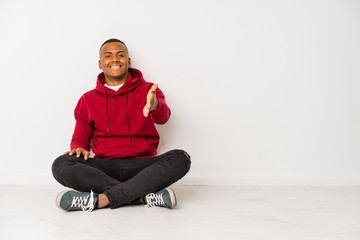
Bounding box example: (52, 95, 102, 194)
(111, 55, 120, 62)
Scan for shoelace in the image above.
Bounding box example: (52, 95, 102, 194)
(70, 190, 95, 212)
(145, 193, 165, 208)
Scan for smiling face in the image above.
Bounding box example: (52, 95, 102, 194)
(98, 42, 131, 85)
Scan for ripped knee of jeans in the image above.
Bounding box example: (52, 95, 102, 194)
(183, 151, 191, 160)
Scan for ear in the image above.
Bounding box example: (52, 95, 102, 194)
(98, 60, 102, 70)
(128, 58, 131, 67)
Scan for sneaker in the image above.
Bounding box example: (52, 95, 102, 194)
(56, 190, 97, 212)
(144, 188, 177, 209)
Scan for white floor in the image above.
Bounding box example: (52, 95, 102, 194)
(0, 185, 359, 240)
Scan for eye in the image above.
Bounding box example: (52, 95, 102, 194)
(105, 55, 111, 58)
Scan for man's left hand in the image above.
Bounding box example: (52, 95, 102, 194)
(143, 84, 159, 117)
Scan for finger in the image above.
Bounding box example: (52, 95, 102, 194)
(84, 151, 90, 160)
(146, 84, 157, 100)
(64, 151, 70, 155)
(146, 93, 153, 106)
(150, 84, 158, 93)
(69, 150, 75, 155)
(147, 85, 158, 100)
(76, 149, 81, 158)
(143, 104, 150, 117)
(143, 109, 149, 117)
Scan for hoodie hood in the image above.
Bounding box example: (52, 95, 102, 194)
(96, 68, 145, 95)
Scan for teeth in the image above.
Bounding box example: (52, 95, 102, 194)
(111, 66, 120, 69)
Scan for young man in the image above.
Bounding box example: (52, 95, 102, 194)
(52, 39, 191, 212)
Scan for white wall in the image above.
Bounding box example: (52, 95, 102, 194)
(0, 0, 359, 185)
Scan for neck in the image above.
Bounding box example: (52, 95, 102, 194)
(105, 73, 128, 86)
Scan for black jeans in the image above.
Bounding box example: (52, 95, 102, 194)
(52, 149, 191, 209)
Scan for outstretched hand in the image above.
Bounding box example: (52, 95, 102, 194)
(64, 148, 90, 160)
(143, 84, 159, 117)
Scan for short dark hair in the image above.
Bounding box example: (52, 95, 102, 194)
(100, 38, 127, 51)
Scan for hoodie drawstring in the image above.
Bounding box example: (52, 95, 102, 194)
(104, 86, 131, 144)
(104, 87, 110, 134)
(125, 92, 131, 144)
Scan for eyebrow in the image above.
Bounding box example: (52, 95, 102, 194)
(103, 51, 125, 55)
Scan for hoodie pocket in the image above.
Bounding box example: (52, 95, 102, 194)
(94, 136, 152, 158)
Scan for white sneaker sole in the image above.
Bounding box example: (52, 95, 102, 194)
(165, 188, 177, 209)
(55, 190, 71, 210)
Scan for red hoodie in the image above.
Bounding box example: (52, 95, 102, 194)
(70, 68, 171, 159)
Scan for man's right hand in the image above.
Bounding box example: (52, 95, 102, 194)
(64, 148, 90, 160)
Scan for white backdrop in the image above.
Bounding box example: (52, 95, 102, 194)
(0, 0, 359, 185)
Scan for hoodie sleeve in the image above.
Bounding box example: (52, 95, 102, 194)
(70, 96, 94, 151)
(150, 87, 171, 125)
